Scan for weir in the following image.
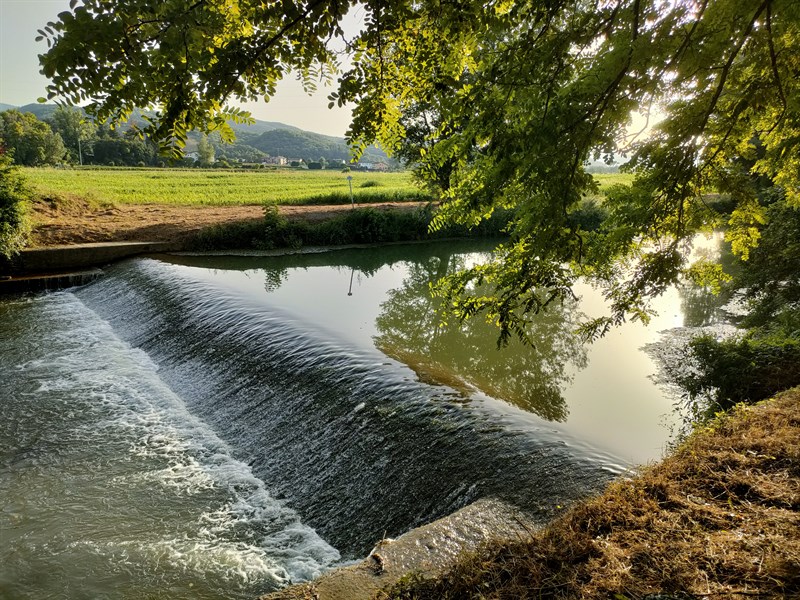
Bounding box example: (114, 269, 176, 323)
(74, 257, 624, 559)
(4, 238, 697, 599)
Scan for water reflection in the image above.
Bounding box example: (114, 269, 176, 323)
(156, 240, 682, 462)
(372, 249, 588, 422)
(678, 237, 737, 327)
(678, 282, 731, 327)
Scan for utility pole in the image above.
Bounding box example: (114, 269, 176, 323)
(347, 175, 354, 208)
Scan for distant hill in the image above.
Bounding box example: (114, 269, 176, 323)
(243, 128, 389, 163)
(230, 120, 301, 136)
(1, 102, 391, 165)
(15, 103, 58, 119)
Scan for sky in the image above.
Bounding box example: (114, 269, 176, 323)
(0, 0, 354, 137)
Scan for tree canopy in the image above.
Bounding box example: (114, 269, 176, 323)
(0, 110, 66, 166)
(39, 0, 800, 338)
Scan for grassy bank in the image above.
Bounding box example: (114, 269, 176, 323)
(188, 204, 513, 250)
(379, 389, 800, 599)
(24, 167, 429, 206)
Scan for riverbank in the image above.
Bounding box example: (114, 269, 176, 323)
(269, 389, 799, 599)
(1, 198, 442, 280)
(367, 388, 799, 599)
(26, 195, 434, 247)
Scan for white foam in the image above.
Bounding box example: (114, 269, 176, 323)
(16, 292, 340, 585)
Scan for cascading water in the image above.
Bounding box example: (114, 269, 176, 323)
(73, 257, 623, 558)
(0, 293, 338, 600)
(2, 239, 699, 599)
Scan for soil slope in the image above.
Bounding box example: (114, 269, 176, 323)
(28, 198, 428, 247)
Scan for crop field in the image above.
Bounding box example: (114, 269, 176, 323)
(24, 167, 429, 206)
(24, 167, 632, 207)
(592, 172, 633, 188)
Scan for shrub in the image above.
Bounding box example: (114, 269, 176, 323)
(567, 198, 608, 231)
(681, 333, 800, 413)
(0, 154, 31, 259)
(189, 203, 514, 251)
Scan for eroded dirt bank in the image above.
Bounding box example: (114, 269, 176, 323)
(28, 197, 429, 247)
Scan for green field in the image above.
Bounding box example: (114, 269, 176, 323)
(24, 167, 429, 206)
(592, 172, 634, 188)
(23, 167, 632, 207)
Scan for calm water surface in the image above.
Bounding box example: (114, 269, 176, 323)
(0, 239, 720, 599)
(165, 240, 692, 461)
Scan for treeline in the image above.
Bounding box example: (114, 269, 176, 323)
(0, 107, 160, 167)
(0, 105, 395, 169)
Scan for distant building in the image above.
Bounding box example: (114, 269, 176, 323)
(262, 156, 288, 166)
(353, 161, 389, 171)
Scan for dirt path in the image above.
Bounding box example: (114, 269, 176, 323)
(29, 200, 429, 247)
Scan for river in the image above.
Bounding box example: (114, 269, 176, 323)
(0, 239, 721, 599)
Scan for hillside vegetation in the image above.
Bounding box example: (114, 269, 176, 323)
(2, 103, 390, 166)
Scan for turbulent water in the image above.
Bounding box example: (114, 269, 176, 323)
(0, 240, 700, 599)
(0, 293, 338, 599)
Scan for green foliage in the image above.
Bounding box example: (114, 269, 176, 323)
(90, 127, 158, 166)
(672, 199, 800, 415)
(0, 110, 66, 166)
(566, 199, 608, 233)
(241, 128, 391, 164)
(351, 0, 800, 340)
(46, 106, 97, 164)
(0, 154, 31, 258)
(196, 134, 215, 167)
(681, 334, 800, 414)
(685, 260, 732, 296)
(212, 141, 267, 164)
(732, 199, 800, 332)
(191, 203, 512, 251)
(38, 0, 344, 153)
(38, 0, 800, 339)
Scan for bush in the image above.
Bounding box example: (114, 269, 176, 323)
(0, 154, 31, 259)
(567, 198, 608, 231)
(189, 203, 515, 251)
(681, 333, 800, 413)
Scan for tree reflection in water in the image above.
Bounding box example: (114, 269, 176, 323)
(374, 249, 588, 422)
(678, 282, 731, 328)
(162, 242, 590, 422)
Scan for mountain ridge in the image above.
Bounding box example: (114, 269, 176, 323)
(1, 102, 391, 164)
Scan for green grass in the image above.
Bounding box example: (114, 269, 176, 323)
(592, 172, 634, 189)
(23, 166, 631, 208)
(189, 205, 513, 251)
(23, 167, 430, 206)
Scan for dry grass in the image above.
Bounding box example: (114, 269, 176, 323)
(381, 389, 800, 599)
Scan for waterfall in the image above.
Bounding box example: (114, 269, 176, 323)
(74, 258, 624, 558)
